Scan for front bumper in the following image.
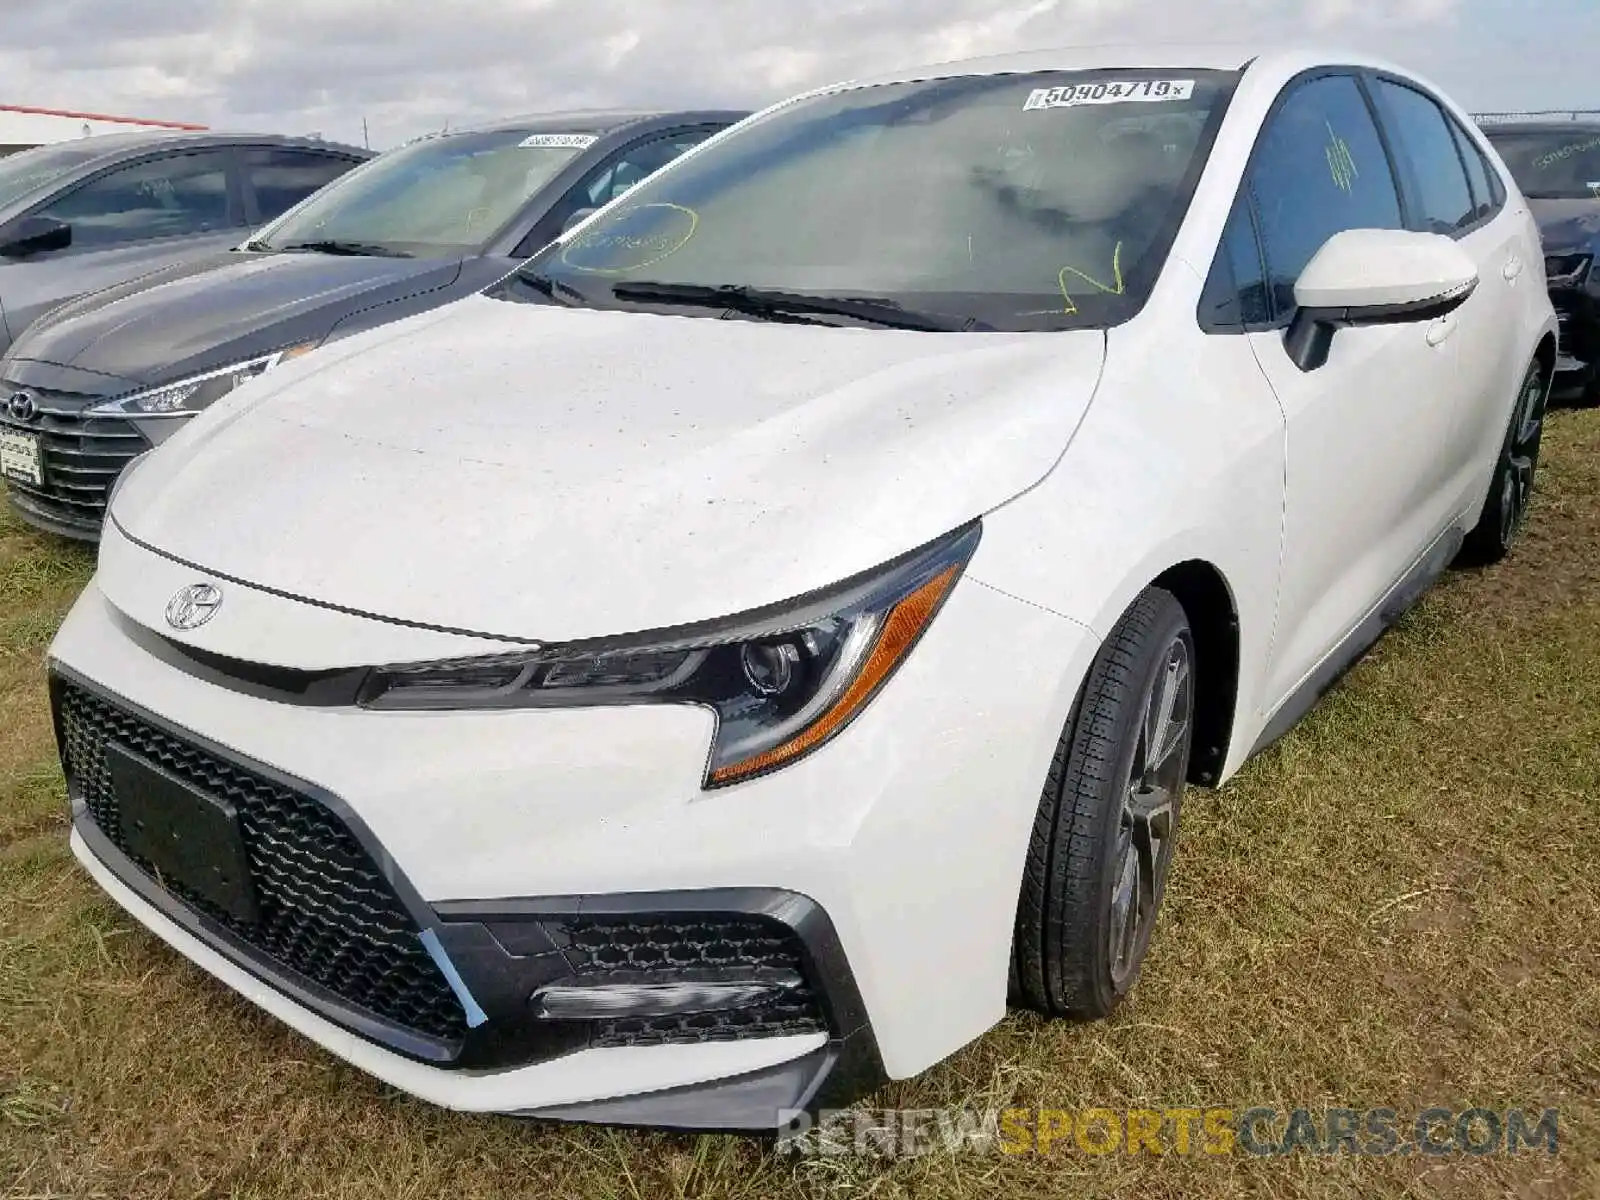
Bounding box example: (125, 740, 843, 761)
(49, 556, 1097, 1126)
(1550, 281, 1599, 376)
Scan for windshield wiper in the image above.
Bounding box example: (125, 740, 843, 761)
(609, 281, 989, 332)
(276, 239, 413, 259)
(516, 269, 590, 306)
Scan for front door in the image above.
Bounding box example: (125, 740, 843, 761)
(1241, 73, 1465, 711)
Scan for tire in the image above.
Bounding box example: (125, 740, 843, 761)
(1011, 587, 1195, 1019)
(1459, 357, 1550, 566)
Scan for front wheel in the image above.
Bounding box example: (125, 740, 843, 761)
(1459, 357, 1549, 567)
(1011, 587, 1194, 1019)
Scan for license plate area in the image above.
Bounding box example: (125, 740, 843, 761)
(0, 429, 42, 486)
(109, 742, 260, 924)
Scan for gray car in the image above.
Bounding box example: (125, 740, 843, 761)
(0, 110, 744, 538)
(0, 131, 370, 355)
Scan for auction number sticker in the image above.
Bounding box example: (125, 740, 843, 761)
(1024, 79, 1194, 110)
(519, 133, 599, 149)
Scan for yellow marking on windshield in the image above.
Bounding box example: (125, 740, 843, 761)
(1057, 241, 1125, 316)
(560, 202, 700, 275)
(1326, 123, 1357, 193)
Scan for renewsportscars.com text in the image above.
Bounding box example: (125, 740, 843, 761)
(776, 1106, 1561, 1159)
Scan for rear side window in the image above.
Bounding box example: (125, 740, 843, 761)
(245, 149, 360, 221)
(35, 151, 233, 247)
(1370, 80, 1476, 234)
(1486, 149, 1507, 206)
(1247, 74, 1404, 319)
(1446, 117, 1497, 222)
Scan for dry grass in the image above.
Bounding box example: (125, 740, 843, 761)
(2, 410, 1599, 1198)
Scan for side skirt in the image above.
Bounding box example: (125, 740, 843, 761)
(1247, 523, 1466, 761)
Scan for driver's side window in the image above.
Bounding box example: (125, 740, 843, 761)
(518, 129, 714, 256)
(1246, 74, 1404, 320)
(584, 134, 703, 208)
(32, 151, 233, 250)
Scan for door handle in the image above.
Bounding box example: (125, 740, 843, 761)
(1504, 255, 1524, 281)
(1426, 315, 1458, 347)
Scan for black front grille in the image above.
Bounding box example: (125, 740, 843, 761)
(57, 680, 467, 1045)
(0, 385, 146, 535)
(555, 915, 827, 1047)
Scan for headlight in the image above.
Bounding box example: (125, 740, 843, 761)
(358, 522, 982, 787)
(88, 345, 317, 418)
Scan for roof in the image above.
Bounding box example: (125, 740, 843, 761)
(1480, 120, 1600, 135)
(432, 108, 749, 137)
(0, 103, 206, 130)
(26, 128, 370, 161)
(818, 42, 1425, 95)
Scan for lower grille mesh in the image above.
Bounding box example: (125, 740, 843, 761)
(57, 681, 467, 1045)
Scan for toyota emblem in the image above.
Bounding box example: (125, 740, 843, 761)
(165, 583, 223, 631)
(7, 391, 37, 421)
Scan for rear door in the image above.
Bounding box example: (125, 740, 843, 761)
(0, 148, 243, 350)
(1235, 71, 1465, 712)
(1365, 76, 1522, 513)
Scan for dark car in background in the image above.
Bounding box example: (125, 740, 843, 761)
(1482, 118, 1600, 396)
(0, 131, 370, 356)
(0, 109, 744, 538)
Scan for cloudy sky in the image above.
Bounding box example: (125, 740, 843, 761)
(2, 0, 1595, 149)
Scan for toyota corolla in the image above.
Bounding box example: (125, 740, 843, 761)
(48, 45, 1555, 1131)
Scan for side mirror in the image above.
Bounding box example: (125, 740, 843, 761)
(1284, 228, 1479, 372)
(560, 207, 598, 236)
(0, 214, 71, 258)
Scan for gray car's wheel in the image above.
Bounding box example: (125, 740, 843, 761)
(1459, 356, 1549, 566)
(1011, 587, 1194, 1019)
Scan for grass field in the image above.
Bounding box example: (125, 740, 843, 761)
(2, 408, 1598, 1199)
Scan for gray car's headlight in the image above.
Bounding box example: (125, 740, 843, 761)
(88, 344, 317, 419)
(358, 522, 981, 787)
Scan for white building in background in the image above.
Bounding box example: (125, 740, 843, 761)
(0, 104, 206, 154)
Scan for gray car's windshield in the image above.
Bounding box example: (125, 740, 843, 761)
(251, 128, 596, 257)
(0, 143, 105, 209)
(1487, 129, 1600, 199)
(490, 70, 1237, 331)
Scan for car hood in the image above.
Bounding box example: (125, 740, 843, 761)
(112, 295, 1105, 646)
(12, 251, 467, 387)
(1528, 197, 1600, 254)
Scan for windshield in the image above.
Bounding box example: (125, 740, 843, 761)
(251, 128, 597, 257)
(488, 70, 1236, 331)
(0, 143, 104, 209)
(1486, 129, 1600, 199)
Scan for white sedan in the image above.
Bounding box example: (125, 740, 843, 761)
(48, 44, 1554, 1130)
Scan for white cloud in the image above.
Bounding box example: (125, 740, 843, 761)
(0, 0, 1582, 150)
